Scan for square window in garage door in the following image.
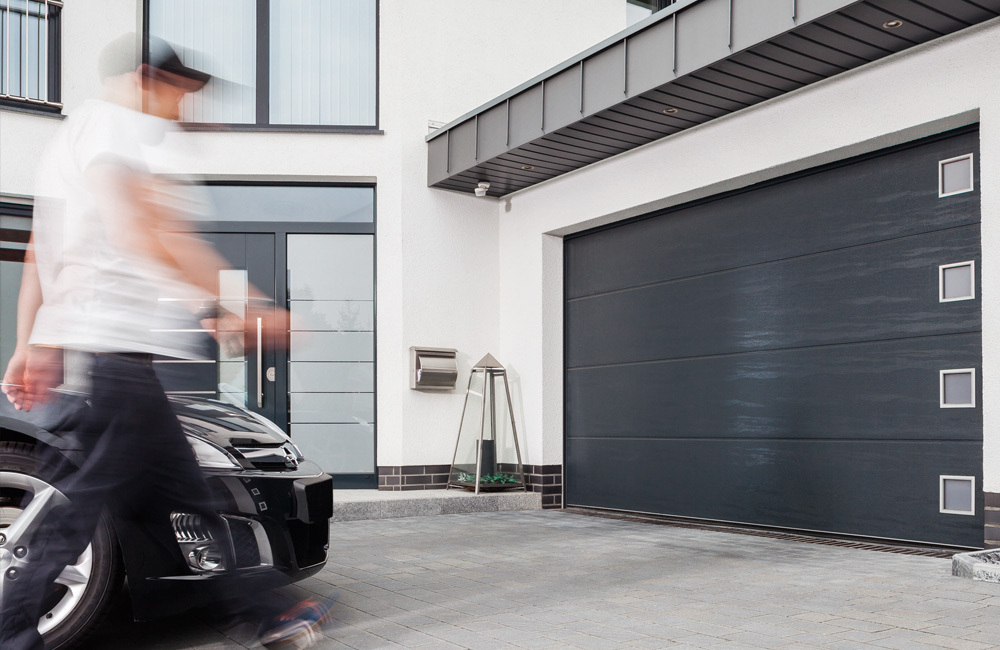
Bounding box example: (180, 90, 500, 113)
(939, 154, 974, 197)
(940, 369, 975, 408)
(941, 476, 975, 516)
(940, 261, 975, 302)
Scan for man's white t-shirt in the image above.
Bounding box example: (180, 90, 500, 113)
(29, 99, 205, 359)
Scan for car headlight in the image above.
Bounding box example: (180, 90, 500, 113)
(187, 435, 241, 470)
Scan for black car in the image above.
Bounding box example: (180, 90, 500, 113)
(0, 394, 333, 650)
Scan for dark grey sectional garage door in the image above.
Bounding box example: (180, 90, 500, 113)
(564, 127, 982, 547)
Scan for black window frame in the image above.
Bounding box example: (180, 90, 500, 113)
(142, 0, 380, 134)
(626, 0, 676, 12)
(0, 0, 62, 115)
(0, 200, 31, 264)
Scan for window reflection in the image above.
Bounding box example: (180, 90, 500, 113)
(204, 185, 374, 223)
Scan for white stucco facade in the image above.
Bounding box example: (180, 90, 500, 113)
(494, 18, 1000, 489)
(0, 0, 626, 470)
(4, 2, 999, 495)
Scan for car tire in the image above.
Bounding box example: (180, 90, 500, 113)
(0, 441, 124, 650)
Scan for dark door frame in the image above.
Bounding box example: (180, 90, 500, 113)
(199, 181, 378, 489)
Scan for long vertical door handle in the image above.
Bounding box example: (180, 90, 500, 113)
(256, 317, 263, 408)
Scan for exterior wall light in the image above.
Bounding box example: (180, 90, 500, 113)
(475, 181, 490, 197)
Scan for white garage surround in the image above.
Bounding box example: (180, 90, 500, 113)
(496, 19, 1000, 540)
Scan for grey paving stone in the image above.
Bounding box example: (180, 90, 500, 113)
(81, 511, 1000, 650)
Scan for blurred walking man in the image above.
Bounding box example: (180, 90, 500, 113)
(0, 36, 331, 649)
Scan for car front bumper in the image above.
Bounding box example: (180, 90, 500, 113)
(122, 460, 333, 619)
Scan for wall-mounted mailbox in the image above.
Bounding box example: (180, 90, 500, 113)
(409, 347, 458, 391)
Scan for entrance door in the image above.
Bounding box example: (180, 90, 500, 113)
(154, 233, 279, 425)
(153, 227, 377, 488)
(160, 183, 378, 488)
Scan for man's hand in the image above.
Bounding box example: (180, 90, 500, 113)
(2, 347, 29, 410)
(19, 346, 63, 412)
(201, 308, 247, 360)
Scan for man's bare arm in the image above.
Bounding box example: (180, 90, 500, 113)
(87, 163, 286, 333)
(2, 240, 46, 410)
(86, 163, 234, 296)
(15, 241, 41, 348)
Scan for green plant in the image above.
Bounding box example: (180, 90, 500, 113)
(457, 472, 518, 485)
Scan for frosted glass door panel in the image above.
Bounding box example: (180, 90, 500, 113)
(290, 301, 373, 331)
(291, 424, 374, 474)
(289, 362, 373, 393)
(290, 332, 373, 361)
(291, 393, 374, 424)
(216, 269, 248, 406)
(288, 236, 373, 300)
(288, 234, 374, 474)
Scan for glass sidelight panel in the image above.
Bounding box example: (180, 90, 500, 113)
(292, 423, 374, 473)
(0, 214, 29, 371)
(217, 269, 249, 406)
(288, 234, 374, 474)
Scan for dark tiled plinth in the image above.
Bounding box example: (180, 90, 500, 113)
(378, 465, 451, 490)
(378, 463, 564, 509)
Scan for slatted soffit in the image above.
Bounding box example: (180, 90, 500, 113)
(426, 0, 1000, 197)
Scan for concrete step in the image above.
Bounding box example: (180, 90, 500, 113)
(333, 488, 541, 522)
(952, 548, 1000, 582)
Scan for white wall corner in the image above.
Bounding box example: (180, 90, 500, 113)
(541, 233, 565, 466)
(980, 105, 1000, 493)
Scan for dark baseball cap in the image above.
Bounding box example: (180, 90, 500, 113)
(146, 36, 211, 91)
(98, 34, 210, 91)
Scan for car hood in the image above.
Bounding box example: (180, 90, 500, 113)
(168, 396, 290, 448)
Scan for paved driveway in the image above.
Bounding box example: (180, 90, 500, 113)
(81, 510, 1000, 649)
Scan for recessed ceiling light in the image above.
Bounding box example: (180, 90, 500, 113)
(663, 107, 679, 114)
(882, 19, 903, 29)
(521, 165, 534, 171)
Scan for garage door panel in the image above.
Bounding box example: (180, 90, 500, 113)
(565, 127, 981, 546)
(567, 226, 979, 368)
(566, 333, 981, 441)
(566, 130, 980, 300)
(566, 437, 983, 547)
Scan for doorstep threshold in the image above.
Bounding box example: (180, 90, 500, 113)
(333, 488, 541, 521)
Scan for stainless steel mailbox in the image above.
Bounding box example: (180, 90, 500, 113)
(409, 347, 458, 391)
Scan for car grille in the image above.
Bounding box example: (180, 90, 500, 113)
(226, 517, 262, 568)
(235, 444, 300, 471)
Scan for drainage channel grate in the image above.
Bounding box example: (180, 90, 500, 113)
(562, 507, 957, 558)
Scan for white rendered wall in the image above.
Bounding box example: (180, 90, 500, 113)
(497, 19, 1000, 486)
(0, 1, 626, 470)
(0, 0, 137, 197)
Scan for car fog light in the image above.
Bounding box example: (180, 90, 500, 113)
(189, 544, 225, 572)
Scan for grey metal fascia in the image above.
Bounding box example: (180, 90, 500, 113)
(428, 0, 1000, 196)
(424, 0, 703, 143)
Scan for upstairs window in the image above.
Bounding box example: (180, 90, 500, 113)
(627, 0, 676, 26)
(0, 0, 61, 112)
(145, 0, 377, 129)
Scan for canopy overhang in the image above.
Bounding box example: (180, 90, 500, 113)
(427, 0, 1000, 197)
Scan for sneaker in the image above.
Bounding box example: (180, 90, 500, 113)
(259, 596, 337, 649)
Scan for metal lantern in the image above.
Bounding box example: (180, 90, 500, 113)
(448, 354, 525, 493)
